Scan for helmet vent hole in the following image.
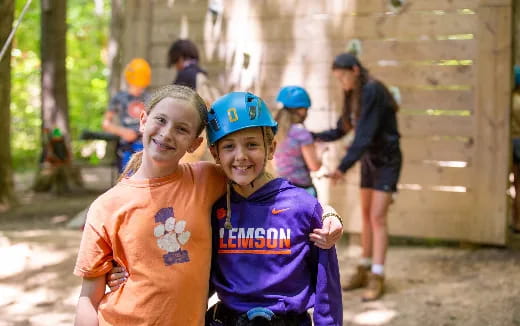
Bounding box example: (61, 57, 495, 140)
(210, 119, 220, 131)
(249, 106, 257, 120)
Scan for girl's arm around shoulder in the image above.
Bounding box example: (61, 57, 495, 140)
(311, 208, 343, 325)
(75, 275, 106, 326)
(192, 161, 228, 199)
(310, 204, 343, 249)
(191, 161, 226, 181)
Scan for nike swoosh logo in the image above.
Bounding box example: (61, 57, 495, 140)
(272, 208, 290, 215)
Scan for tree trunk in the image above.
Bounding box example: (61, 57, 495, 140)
(34, 0, 83, 194)
(108, 0, 125, 97)
(0, 0, 16, 211)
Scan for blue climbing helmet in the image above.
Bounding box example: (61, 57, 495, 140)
(207, 92, 278, 145)
(276, 85, 311, 109)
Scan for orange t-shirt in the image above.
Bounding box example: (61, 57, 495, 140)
(74, 162, 226, 325)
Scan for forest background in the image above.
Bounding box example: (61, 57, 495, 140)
(10, 0, 109, 171)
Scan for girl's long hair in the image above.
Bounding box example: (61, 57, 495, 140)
(333, 53, 398, 130)
(120, 85, 208, 179)
(274, 108, 305, 144)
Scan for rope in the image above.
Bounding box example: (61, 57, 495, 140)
(0, 0, 34, 62)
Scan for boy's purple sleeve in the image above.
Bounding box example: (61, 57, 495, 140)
(311, 206, 343, 325)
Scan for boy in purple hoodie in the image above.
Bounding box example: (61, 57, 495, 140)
(206, 92, 342, 326)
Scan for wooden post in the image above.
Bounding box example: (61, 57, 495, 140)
(121, 0, 153, 71)
(473, 0, 512, 244)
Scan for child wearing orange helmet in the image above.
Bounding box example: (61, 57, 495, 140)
(102, 58, 151, 172)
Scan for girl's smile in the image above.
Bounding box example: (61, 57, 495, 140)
(214, 127, 276, 197)
(136, 97, 203, 178)
(151, 138, 176, 151)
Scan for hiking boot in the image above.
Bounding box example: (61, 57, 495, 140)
(362, 272, 384, 301)
(342, 265, 369, 291)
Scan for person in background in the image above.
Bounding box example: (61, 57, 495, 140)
(167, 38, 220, 105)
(511, 65, 520, 232)
(273, 86, 322, 197)
(314, 53, 402, 301)
(167, 39, 220, 162)
(102, 58, 151, 172)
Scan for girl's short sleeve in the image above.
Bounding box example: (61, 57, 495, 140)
(291, 124, 314, 146)
(195, 162, 227, 203)
(73, 201, 114, 278)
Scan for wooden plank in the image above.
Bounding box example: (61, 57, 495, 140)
(392, 189, 474, 214)
(260, 63, 473, 88)
(260, 0, 508, 16)
(330, 13, 478, 40)
(240, 13, 478, 41)
(360, 39, 477, 62)
(399, 164, 472, 187)
(472, 5, 511, 244)
(152, 0, 210, 22)
(399, 115, 474, 137)
(121, 0, 153, 66)
(400, 138, 474, 162)
(327, 184, 476, 240)
(399, 89, 474, 111)
(370, 64, 474, 87)
(389, 189, 475, 240)
(150, 18, 206, 44)
(247, 39, 475, 65)
(388, 211, 474, 241)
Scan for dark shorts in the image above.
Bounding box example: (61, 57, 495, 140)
(360, 150, 402, 192)
(513, 138, 520, 164)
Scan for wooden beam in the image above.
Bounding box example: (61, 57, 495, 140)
(399, 115, 474, 137)
(472, 4, 512, 244)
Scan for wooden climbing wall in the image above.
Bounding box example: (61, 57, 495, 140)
(121, 0, 512, 244)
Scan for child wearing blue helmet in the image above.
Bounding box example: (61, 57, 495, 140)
(205, 92, 342, 326)
(274, 86, 322, 197)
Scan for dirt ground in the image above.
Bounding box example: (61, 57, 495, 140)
(1, 166, 520, 326)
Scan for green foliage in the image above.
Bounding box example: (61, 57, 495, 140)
(11, 0, 110, 170)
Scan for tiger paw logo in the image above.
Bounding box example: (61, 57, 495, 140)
(153, 207, 191, 265)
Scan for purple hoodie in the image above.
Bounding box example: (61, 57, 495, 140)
(210, 178, 343, 325)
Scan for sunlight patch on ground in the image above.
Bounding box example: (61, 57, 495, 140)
(0, 243, 31, 277)
(29, 313, 75, 326)
(0, 285, 20, 305)
(351, 308, 397, 325)
(3, 287, 57, 314)
(3, 243, 69, 277)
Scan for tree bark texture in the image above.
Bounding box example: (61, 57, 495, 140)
(36, 0, 83, 194)
(108, 0, 125, 97)
(0, 0, 16, 211)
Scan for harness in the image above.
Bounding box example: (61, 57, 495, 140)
(207, 302, 311, 326)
